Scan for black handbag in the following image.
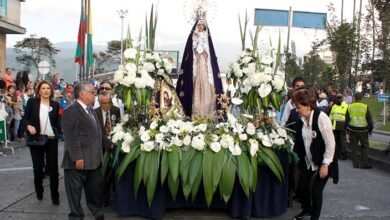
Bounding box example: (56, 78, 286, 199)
(26, 135, 49, 146)
(26, 111, 49, 147)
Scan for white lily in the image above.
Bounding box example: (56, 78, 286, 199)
(262, 135, 273, 147)
(231, 98, 243, 105)
(210, 142, 221, 153)
(229, 143, 242, 156)
(258, 83, 272, 98)
(249, 139, 259, 156)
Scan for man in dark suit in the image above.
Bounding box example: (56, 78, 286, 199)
(62, 82, 109, 220)
(94, 90, 120, 206)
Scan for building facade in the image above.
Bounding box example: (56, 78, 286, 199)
(0, 0, 25, 75)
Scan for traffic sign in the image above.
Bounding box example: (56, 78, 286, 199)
(38, 60, 50, 80)
(378, 94, 390, 102)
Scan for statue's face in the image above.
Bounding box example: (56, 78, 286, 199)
(197, 23, 206, 32)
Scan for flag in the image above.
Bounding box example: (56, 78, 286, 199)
(75, 0, 86, 65)
(86, 0, 94, 68)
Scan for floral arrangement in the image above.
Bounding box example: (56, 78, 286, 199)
(111, 113, 294, 206)
(112, 49, 174, 128)
(227, 47, 286, 114)
(105, 7, 296, 208)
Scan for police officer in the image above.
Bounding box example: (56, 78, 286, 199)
(345, 92, 374, 169)
(330, 94, 348, 160)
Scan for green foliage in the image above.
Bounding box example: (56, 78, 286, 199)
(13, 36, 60, 77)
(326, 22, 356, 90)
(238, 10, 249, 51)
(302, 46, 332, 88)
(145, 4, 158, 51)
(284, 41, 301, 85)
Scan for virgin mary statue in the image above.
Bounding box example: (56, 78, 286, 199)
(176, 19, 223, 118)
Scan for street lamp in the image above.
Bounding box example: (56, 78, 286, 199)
(118, 9, 128, 66)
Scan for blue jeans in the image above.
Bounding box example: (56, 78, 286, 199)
(13, 119, 21, 139)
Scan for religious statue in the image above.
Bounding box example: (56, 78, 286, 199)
(176, 18, 223, 119)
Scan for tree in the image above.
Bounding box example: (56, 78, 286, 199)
(372, 0, 390, 92)
(13, 36, 60, 79)
(283, 41, 301, 85)
(302, 46, 331, 89)
(325, 4, 356, 90)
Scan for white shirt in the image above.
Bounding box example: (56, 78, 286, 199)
(301, 110, 335, 171)
(77, 99, 89, 114)
(39, 104, 55, 137)
(93, 95, 125, 119)
(280, 99, 294, 126)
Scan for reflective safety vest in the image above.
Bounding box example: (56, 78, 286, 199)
(330, 101, 348, 129)
(348, 103, 368, 127)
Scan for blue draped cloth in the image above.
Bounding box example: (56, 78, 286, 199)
(114, 151, 289, 218)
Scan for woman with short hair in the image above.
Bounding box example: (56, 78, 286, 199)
(292, 87, 336, 220)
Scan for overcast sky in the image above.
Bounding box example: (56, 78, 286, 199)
(7, 0, 369, 57)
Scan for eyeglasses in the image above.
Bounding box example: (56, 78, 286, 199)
(100, 87, 112, 91)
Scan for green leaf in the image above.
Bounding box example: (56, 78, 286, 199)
(189, 152, 203, 202)
(142, 152, 152, 183)
(168, 145, 180, 183)
(262, 95, 270, 109)
(273, 31, 282, 75)
(203, 148, 214, 207)
(167, 172, 179, 201)
(160, 151, 168, 185)
(146, 151, 159, 206)
(220, 157, 237, 203)
(191, 157, 203, 202)
(133, 152, 146, 195)
(262, 148, 284, 180)
(251, 156, 258, 192)
(236, 153, 250, 198)
(258, 148, 284, 182)
(116, 144, 140, 179)
(212, 150, 225, 192)
(270, 91, 281, 111)
(180, 148, 196, 200)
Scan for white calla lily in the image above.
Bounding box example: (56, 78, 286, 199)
(231, 98, 243, 105)
(210, 142, 221, 153)
(258, 83, 272, 98)
(262, 135, 273, 147)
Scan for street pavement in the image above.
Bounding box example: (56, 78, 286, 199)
(1, 141, 390, 220)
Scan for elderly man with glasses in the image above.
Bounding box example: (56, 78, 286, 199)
(93, 81, 125, 119)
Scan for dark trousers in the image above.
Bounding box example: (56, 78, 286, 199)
(297, 165, 329, 220)
(28, 138, 59, 200)
(334, 130, 346, 157)
(64, 168, 104, 220)
(349, 131, 369, 167)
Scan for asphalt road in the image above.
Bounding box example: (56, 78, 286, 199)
(0, 142, 389, 219)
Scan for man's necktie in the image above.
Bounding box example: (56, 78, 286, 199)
(87, 107, 97, 125)
(104, 111, 110, 137)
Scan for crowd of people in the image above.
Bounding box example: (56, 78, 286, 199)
(0, 64, 380, 220)
(0, 69, 121, 219)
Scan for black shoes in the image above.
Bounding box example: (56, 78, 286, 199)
(360, 165, 372, 169)
(339, 153, 347, 160)
(293, 210, 310, 219)
(52, 197, 60, 206)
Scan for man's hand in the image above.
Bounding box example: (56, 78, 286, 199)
(75, 160, 84, 170)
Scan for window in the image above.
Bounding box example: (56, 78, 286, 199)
(0, 0, 7, 18)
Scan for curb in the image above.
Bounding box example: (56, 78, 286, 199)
(372, 129, 390, 136)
